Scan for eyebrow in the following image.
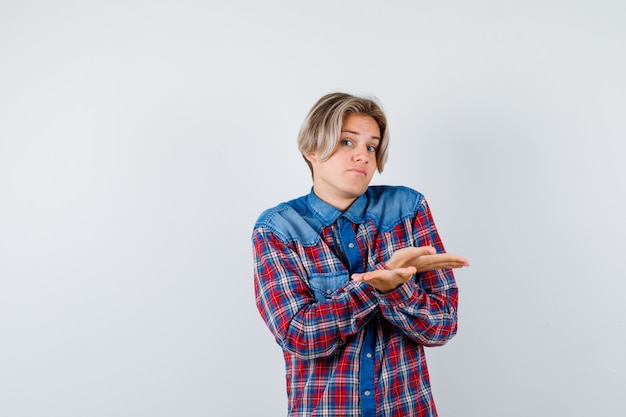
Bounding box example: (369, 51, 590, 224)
(341, 129, 381, 141)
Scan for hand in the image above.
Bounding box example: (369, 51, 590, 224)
(386, 246, 470, 272)
(352, 266, 418, 293)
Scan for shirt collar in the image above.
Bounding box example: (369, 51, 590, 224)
(306, 188, 367, 226)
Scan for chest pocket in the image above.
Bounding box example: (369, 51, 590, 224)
(308, 271, 349, 302)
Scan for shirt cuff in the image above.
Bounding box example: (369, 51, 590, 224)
(375, 279, 419, 308)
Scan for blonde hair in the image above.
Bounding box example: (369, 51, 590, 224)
(297, 92, 390, 174)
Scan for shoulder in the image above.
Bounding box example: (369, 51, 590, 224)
(254, 195, 306, 230)
(365, 185, 426, 229)
(253, 195, 323, 245)
(367, 185, 424, 203)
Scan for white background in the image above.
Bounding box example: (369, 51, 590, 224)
(1, 1, 625, 416)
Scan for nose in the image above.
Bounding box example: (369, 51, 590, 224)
(352, 144, 368, 163)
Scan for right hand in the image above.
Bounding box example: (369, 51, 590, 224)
(386, 246, 470, 273)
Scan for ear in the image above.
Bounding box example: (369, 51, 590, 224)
(304, 152, 317, 163)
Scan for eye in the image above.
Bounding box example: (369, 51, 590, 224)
(340, 139, 353, 146)
(367, 145, 377, 152)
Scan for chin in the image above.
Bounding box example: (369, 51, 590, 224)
(346, 186, 368, 198)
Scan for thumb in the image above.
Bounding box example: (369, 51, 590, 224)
(351, 273, 365, 282)
(397, 266, 417, 278)
(406, 246, 436, 257)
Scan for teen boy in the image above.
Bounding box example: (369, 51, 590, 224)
(252, 92, 469, 417)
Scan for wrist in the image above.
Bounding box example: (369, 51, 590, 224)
(384, 259, 397, 270)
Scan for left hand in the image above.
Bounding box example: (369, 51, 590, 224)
(351, 266, 417, 294)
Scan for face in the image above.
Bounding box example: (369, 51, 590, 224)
(306, 113, 380, 211)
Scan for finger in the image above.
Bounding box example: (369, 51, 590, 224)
(441, 255, 469, 266)
(419, 254, 468, 266)
(406, 246, 437, 257)
(442, 256, 470, 268)
(396, 266, 417, 278)
(351, 273, 365, 282)
(362, 270, 391, 282)
(424, 261, 469, 270)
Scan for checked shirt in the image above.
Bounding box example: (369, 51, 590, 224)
(252, 185, 458, 417)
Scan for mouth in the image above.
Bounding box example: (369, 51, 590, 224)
(349, 168, 367, 176)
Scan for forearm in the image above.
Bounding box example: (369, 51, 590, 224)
(376, 275, 458, 346)
(254, 227, 382, 359)
(278, 281, 379, 359)
(375, 197, 460, 346)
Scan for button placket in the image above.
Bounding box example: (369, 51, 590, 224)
(338, 216, 362, 274)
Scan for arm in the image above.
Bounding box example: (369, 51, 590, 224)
(353, 198, 466, 346)
(376, 269, 458, 347)
(253, 227, 379, 359)
(351, 266, 458, 346)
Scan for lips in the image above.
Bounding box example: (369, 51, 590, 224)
(349, 168, 367, 176)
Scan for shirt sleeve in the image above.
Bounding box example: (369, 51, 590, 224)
(375, 197, 459, 347)
(253, 227, 380, 360)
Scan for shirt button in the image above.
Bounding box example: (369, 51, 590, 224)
(326, 289, 332, 295)
(348, 243, 355, 248)
(364, 391, 371, 396)
(366, 353, 372, 358)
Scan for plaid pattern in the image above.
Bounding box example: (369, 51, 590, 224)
(253, 186, 458, 417)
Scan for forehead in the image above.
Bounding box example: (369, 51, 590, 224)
(341, 113, 381, 137)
